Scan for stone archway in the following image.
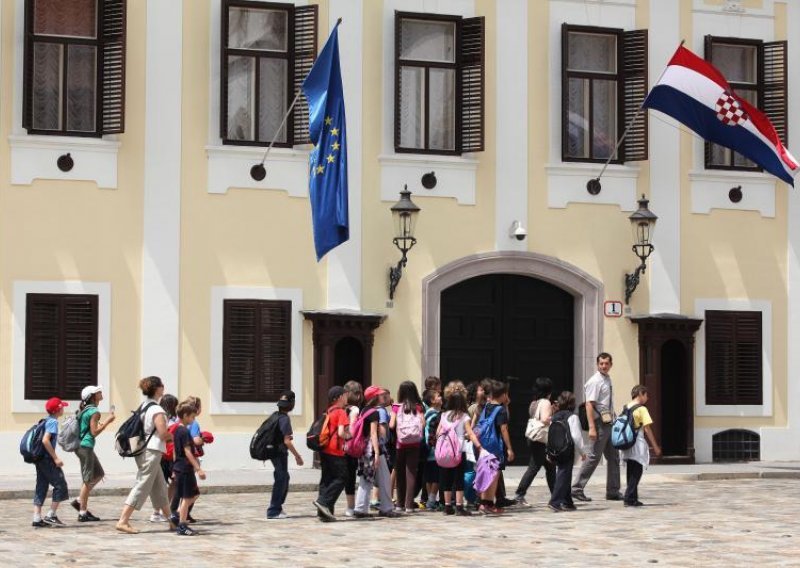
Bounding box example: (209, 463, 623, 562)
(422, 251, 604, 391)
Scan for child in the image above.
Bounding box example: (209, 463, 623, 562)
(621, 385, 662, 507)
(548, 391, 587, 512)
(313, 386, 350, 522)
(371, 388, 393, 509)
(32, 398, 70, 527)
(437, 382, 481, 516)
(353, 386, 400, 518)
(389, 381, 424, 513)
(343, 380, 363, 517)
(171, 402, 206, 535)
(267, 390, 304, 519)
(422, 389, 443, 510)
(153, 393, 178, 523)
(476, 381, 515, 514)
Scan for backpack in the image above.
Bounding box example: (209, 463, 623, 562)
(343, 409, 377, 458)
(163, 422, 182, 461)
(396, 405, 423, 445)
(114, 402, 157, 458)
(57, 408, 89, 453)
(250, 412, 283, 461)
(477, 405, 504, 458)
(20, 419, 47, 464)
(611, 404, 643, 450)
(306, 411, 332, 452)
(546, 414, 575, 464)
(425, 408, 442, 450)
(434, 415, 462, 468)
(577, 403, 590, 431)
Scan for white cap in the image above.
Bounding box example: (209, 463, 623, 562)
(81, 385, 103, 401)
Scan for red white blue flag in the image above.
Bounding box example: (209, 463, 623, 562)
(643, 45, 798, 186)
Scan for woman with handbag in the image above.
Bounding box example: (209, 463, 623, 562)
(514, 377, 556, 506)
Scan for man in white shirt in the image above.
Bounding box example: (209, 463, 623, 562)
(571, 352, 623, 502)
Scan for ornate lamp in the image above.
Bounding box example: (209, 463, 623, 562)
(624, 194, 658, 304)
(388, 185, 421, 300)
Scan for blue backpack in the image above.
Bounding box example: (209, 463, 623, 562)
(20, 419, 47, 463)
(477, 405, 504, 459)
(611, 404, 643, 450)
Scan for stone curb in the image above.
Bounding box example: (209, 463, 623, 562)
(660, 471, 800, 482)
(0, 483, 320, 501)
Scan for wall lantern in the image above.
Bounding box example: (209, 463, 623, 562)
(624, 194, 658, 304)
(388, 185, 421, 300)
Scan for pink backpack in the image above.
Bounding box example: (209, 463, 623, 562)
(396, 406, 422, 444)
(435, 415, 463, 468)
(343, 409, 376, 458)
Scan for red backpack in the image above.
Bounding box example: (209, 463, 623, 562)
(163, 422, 181, 461)
(343, 409, 377, 458)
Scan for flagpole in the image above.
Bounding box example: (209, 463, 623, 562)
(587, 39, 685, 195)
(250, 17, 344, 181)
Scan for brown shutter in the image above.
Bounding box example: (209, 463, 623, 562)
(22, 0, 34, 130)
(223, 300, 291, 402)
(622, 29, 648, 162)
(761, 40, 788, 148)
(703, 35, 714, 168)
(62, 296, 99, 400)
(393, 13, 403, 151)
(459, 16, 484, 153)
(705, 310, 762, 405)
(100, 0, 126, 134)
(292, 4, 318, 145)
(25, 295, 61, 400)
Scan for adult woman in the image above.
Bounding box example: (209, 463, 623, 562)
(71, 385, 115, 521)
(514, 377, 556, 505)
(116, 376, 174, 534)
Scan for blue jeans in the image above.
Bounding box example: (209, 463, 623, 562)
(33, 457, 68, 506)
(268, 452, 290, 518)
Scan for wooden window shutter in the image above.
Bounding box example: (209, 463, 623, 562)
(292, 4, 318, 145)
(459, 16, 485, 153)
(621, 29, 648, 162)
(62, 296, 99, 399)
(393, 13, 403, 151)
(100, 0, 127, 134)
(761, 40, 788, 148)
(705, 310, 762, 405)
(732, 311, 762, 405)
(21, 0, 35, 130)
(25, 295, 60, 400)
(223, 300, 291, 403)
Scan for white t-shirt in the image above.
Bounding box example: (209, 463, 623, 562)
(142, 399, 166, 453)
(440, 411, 470, 453)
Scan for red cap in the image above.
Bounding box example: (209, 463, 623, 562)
(364, 386, 383, 401)
(201, 431, 215, 444)
(45, 397, 69, 414)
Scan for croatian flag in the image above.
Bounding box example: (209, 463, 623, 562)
(643, 45, 798, 186)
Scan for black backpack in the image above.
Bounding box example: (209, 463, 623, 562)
(114, 402, 157, 458)
(250, 412, 283, 461)
(577, 403, 590, 431)
(306, 412, 331, 452)
(546, 415, 575, 464)
(19, 419, 47, 464)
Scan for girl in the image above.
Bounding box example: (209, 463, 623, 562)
(72, 385, 115, 522)
(343, 380, 363, 517)
(422, 389, 443, 510)
(153, 394, 178, 523)
(514, 377, 556, 506)
(548, 391, 587, 512)
(390, 381, 424, 513)
(437, 382, 481, 516)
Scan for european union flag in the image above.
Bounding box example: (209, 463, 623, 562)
(302, 23, 349, 261)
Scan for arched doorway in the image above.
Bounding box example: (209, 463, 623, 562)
(440, 274, 574, 461)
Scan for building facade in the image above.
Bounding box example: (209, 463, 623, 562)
(1, 0, 798, 473)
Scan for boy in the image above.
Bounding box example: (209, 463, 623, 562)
(171, 402, 206, 535)
(477, 381, 515, 513)
(548, 391, 587, 512)
(313, 386, 350, 522)
(621, 385, 662, 507)
(422, 389, 443, 510)
(33, 398, 70, 527)
(268, 390, 304, 519)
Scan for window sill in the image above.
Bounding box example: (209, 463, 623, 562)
(378, 153, 479, 205)
(206, 145, 310, 196)
(696, 404, 770, 418)
(689, 169, 776, 217)
(8, 134, 120, 189)
(545, 162, 641, 210)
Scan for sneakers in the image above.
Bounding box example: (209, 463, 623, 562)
(267, 512, 288, 520)
(31, 519, 48, 528)
(313, 501, 336, 522)
(443, 504, 455, 515)
(606, 493, 624, 501)
(624, 500, 644, 507)
(377, 510, 402, 518)
(149, 511, 169, 523)
(562, 503, 577, 511)
(352, 511, 370, 519)
(176, 523, 197, 536)
(548, 503, 564, 513)
(43, 515, 64, 526)
(456, 505, 472, 517)
(344, 508, 355, 518)
(115, 523, 139, 534)
(169, 513, 180, 527)
(495, 497, 517, 508)
(514, 496, 530, 507)
(404, 508, 415, 514)
(78, 512, 101, 522)
(571, 491, 592, 502)
(369, 500, 380, 510)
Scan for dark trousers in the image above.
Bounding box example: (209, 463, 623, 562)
(549, 460, 574, 508)
(439, 456, 466, 493)
(33, 457, 68, 506)
(516, 441, 556, 498)
(268, 452, 290, 517)
(624, 459, 644, 504)
(395, 445, 420, 510)
(317, 452, 348, 513)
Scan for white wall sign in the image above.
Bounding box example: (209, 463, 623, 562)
(604, 301, 623, 318)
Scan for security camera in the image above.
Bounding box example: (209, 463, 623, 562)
(510, 220, 527, 241)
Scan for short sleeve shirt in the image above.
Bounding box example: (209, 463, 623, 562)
(277, 412, 293, 440)
(628, 401, 653, 430)
(172, 424, 192, 473)
(143, 399, 167, 453)
(188, 420, 201, 439)
(361, 409, 379, 439)
(322, 407, 349, 456)
(440, 411, 470, 451)
(79, 406, 99, 448)
(45, 416, 59, 437)
(584, 372, 613, 414)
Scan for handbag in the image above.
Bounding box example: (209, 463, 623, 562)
(524, 400, 549, 443)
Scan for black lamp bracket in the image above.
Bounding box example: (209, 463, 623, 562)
(388, 237, 416, 300)
(624, 243, 654, 304)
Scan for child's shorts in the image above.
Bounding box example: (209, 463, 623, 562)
(424, 460, 440, 484)
(160, 458, 173, 483)
(175, 470, 200, 500)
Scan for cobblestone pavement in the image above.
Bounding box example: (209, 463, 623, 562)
(0, 478, 797, 567)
